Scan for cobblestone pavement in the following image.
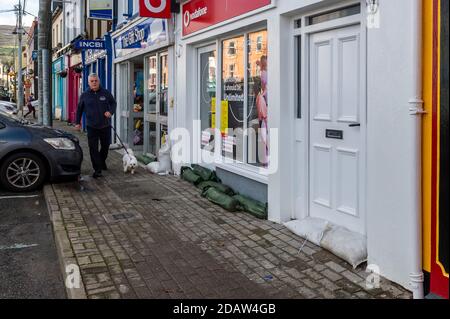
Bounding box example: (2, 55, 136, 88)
(44, 121, 412, 299)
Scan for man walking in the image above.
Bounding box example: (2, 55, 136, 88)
(75, 74, 117, 178)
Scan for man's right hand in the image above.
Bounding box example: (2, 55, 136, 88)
(75, 124, 81, 131)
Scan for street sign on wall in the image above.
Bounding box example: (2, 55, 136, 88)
(139, 0, 171, 19)
(75, 40, 106, 50)
(182, 0, 272, 36)
(88, 0, 113, 20)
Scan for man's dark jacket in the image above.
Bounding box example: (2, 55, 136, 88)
(76, 87, 117, 129)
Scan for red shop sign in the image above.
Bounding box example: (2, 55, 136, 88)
(139, 0, 171, 19)
(182, 0, 271, 36)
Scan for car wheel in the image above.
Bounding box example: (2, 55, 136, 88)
(0, 152, 47, 192)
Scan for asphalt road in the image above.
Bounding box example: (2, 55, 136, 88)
(0, 188, 66, 299)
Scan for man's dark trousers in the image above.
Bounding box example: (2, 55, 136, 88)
(87, 126, 111, 172)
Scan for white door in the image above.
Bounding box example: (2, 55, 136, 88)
(308, 24, 365, 234)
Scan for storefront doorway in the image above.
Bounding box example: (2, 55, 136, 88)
(294, 4, 366, 235)
(143, 51, 169, 156)
(116, 51, 168, 155)
(308, 24, 365, 234)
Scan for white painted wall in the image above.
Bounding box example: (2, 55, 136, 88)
(366, 0, 421, 290)
(63, 0, 85, 43)
(116, 0, 128, 26)
(174, 0, 420, 291)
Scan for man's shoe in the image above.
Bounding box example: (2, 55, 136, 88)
(92, 171, 103, 179)
(102, 162, 108, 171)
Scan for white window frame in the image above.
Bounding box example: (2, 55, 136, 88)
(194, 27, 269, 184)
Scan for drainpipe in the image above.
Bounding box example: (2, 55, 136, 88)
(408, 0, 425, 299)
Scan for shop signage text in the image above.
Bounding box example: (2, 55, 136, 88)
(113, 19, 167, 59)
(84, 49, 107, 65)
(182, 0, 272, 36)
(139, 0, 171, 19)
(75, 40, 106, 50)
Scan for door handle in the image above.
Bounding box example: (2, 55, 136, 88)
(349, 123, 361, 127)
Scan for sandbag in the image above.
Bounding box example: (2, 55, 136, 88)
(147, 162, 161, 174)
(233, 194, 268, 219)
(136, 154, 156, 165)
(192, 164, 219, 181)
(181, 167, 204, 185)
(284, 218, 330, 246)
(320, 226, 367, 269)
(202, 187, 239, 212)
(197, 181, 235, 196)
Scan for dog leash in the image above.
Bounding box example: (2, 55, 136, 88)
(109, 125, 131, 156)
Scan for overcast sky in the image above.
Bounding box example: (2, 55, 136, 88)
(0, 0, 39, 27)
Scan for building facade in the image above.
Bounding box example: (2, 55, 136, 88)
(51, 0, 448, 298)
(52, 4, 66, 120)
(111, 1, 175, 157)
(23, 19, 38, 102)
(172, 0, 448, 298)
(422, 0, 448, 299)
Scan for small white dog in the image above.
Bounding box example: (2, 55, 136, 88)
(123, 149, 138, 174)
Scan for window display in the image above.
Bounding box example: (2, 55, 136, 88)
(222, 35, 245, 162)
(219, 31, 268, 166)
(133, 67, 144, 146)
(199, 48, 217, 151)
(247, 30, 268, 167)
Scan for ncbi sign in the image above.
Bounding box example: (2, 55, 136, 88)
(75, 40, 106, 50)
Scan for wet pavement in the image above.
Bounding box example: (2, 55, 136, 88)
(0, 189, 66, 299)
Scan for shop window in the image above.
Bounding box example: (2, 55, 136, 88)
(256, 36, 263, 51)
(133, 65, 144, 146)
(199, 49, 217, 151)
(307, 4, 360, 26)
(222, 36, 245, 162)
(229, 64, 235, 78)
(228, 41, 236, 56)
(247, 30, 268, 167)
(159, 54, 168, 116)
(147, 55, 157, 113)
(148, 121, 157, 155)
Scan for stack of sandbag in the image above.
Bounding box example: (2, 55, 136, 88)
(180, 164, 219, 185)
(233, 194, 268, 219)
(180, 164, 268, 218)
(136, 154, 156, 165)
(201, 187, 240, 212)
(180, 166, 204, 185)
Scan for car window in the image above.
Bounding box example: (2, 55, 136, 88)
(0, 122, 5, 129)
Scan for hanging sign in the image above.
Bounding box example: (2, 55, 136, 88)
(88, 0, 113, 20)
(182, 0, 272, 36)
(139, 0, 171, 18)
(113, 19, 167, 58)
(75, 40, 106, 50)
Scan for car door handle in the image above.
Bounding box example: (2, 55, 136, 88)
(349, 123, 361, 127)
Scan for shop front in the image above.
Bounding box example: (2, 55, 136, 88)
(176, 0, 427, 293)
(81, 35, 114, 93)
(112, 18, 174, 156)
(67, 52, 83, 124)
(52, 56, 66, 120)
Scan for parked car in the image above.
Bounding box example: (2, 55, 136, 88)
(0, 112, 83, 192)
(0, 102, 18, 115)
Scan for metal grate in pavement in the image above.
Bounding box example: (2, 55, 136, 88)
(102, 211, 143, 224)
